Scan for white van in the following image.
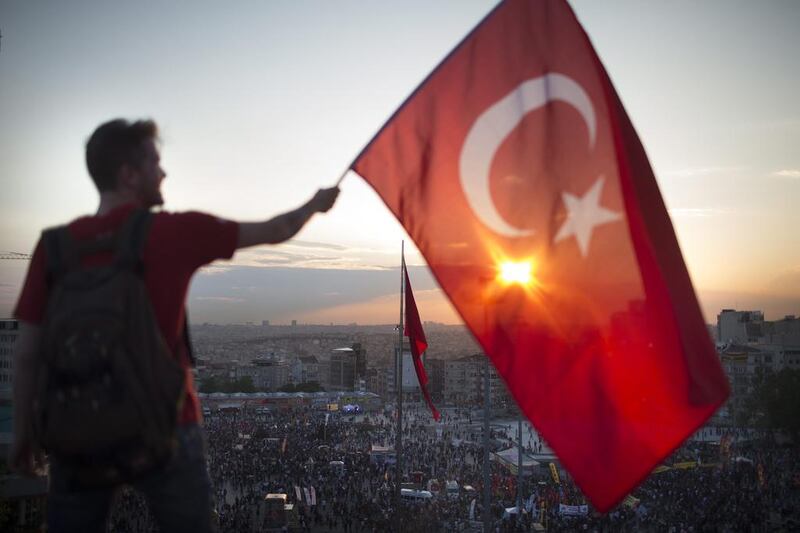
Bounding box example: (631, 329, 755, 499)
(445, 480, 459, 499)
(400, 489, 433, 503)
(329, 460, 345, 475)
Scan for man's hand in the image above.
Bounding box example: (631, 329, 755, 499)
(308, 186, 340, 214)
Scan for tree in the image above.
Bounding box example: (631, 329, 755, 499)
(199, 375, 221, 393)
(200, 375, 257, 393)
(745, 367, 800, 440)
(236, 376, 256, 393)
(296, 381, 323, 393)
(279, 381, 323, 393)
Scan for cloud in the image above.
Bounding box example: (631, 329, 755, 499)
(299, 287, 459, 326)
(195, 296, 245, 303)
(772, 169, 800, 179)
(698, 288, 800, 324)
(668, 207, 731, 218)
(661, 166, 744, 178)
(251, 250, 341, 267)
(288, 240, 347, 251)
(765, 266, 800, 295)
(187, 265, 442, 324)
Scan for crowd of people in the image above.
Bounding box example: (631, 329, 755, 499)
(104, 405, 798, 532)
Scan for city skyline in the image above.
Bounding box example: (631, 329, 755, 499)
(1, 0, 798, 325)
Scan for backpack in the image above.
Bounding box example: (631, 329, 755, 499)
(33, 209, 187, 487)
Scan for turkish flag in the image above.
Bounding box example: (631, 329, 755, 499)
(404, 258, 441, 421)
(352, 0, 729, 511)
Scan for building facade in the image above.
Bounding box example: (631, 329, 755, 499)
(1, 319, 20, 453)
(443, 354, 506, 407)
(717, 309, 765, 345)
(235, 357, 289, 391)
(291, 355, 321, 385)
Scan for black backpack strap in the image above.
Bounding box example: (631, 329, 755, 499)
(42, 226, 80, 285)
(114, 209, 153, 273)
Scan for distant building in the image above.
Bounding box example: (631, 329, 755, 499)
(350, 342, 367, 380)
(1, 319, 20, 452)
(328, 344, 367, 392)
(236, 357, 289, 391)
(291, 355, 321, 385)
(760, 315, 800, 346)
(329, 348, 357, 391)
(0, 320, 47, 528)
(262, 320, 270, 326)
(426, 358, 445, 403)
(717, 309, 764, 345)
(0, 318, 18, 392)
(717, 341, 800, 426)
(381, 340, 429, 405)
(366, 367, 389, 398)
(444, 354, 506, 407)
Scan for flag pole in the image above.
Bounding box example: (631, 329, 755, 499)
(395, 240, 405, 527)
(335, 168, 349, 187)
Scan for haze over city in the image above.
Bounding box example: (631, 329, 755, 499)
(1, 0, 798, 325)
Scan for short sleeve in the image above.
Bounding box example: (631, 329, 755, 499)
(14, 240, 48, 325)
(150, 211, 239, 272)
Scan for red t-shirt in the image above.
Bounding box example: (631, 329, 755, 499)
(14, 203, 239, 425)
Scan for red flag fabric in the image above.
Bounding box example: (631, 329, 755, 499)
(404, 259, 441, 421)
(352, 0, 729, 511)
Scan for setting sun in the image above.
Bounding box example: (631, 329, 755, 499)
(498, 260, 533, 286)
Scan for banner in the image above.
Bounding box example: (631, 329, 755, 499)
(623, 495, 640, 508)
(559, 504, 588, 517)
(550, 462, 561, 484)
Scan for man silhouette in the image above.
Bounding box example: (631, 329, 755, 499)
(9, 118, 339, 532)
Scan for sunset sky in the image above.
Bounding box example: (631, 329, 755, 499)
(1, 0, 798, 325)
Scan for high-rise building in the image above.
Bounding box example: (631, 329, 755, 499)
(0, 318, 18, 391)
(1, 319, 20, 449)
(235, 356, 290, 391)
(717, 309, 764, 344)
(328, 344, 368, 392)
(443, 354, 506, 407)
(329, 347, 357, 391)
(291, 356, 321, 385)
(0, 319, 47, 527)
(426, 358, 445, 403)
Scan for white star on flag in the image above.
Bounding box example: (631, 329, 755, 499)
(554, 177, 622, 257)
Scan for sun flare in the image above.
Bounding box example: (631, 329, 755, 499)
(498, 260, 533, 286)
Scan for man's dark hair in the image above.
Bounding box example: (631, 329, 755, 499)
(86, 119, 159, 192)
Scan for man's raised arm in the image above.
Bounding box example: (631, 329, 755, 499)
(237, 187, 339, 249)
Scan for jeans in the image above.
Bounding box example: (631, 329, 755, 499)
(47, 424, 217, 533)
